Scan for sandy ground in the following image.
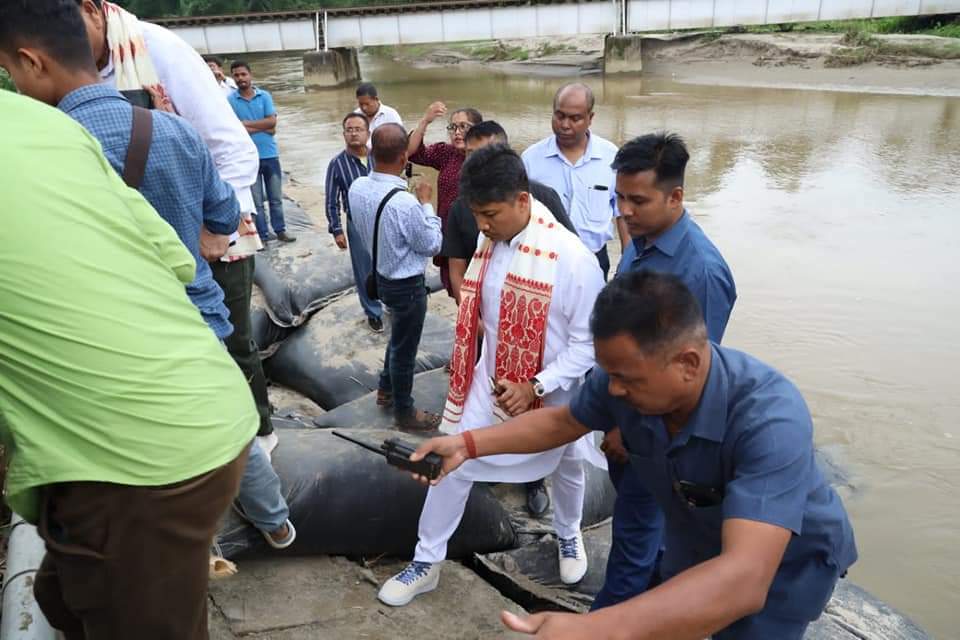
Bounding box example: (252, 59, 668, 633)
(641, 32, 960, 96)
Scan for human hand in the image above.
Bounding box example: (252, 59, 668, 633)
(145, 83, 175, 113)
(200, 226, 231, 261)
(414, 181, 434, 205)
(600, 427, 629, 464)
(409, 434, 470, 485)
(423, 101, 447, 125)
(494, 379, 536, 417)
(501, 610, 596, 638)
(334, 233, 348, 250)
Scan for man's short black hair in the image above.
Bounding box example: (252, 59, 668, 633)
(356, 82, 378, 98)
(464, 120, 508, 145)
(371, 123, 408, 166)
(611, 132, 690, 192)
(230, 60, 251, 73)
(459, 144, 529, 207)
(203, 54, 224, 67)
(591, 270, 707, 354)
(343, 112, 369, 129)
(452, 107, 483, 126)
(0, 0, 96, 72)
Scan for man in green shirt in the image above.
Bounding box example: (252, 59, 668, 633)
(0, 87, 256, 639)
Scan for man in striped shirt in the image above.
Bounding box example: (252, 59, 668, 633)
(326, 112, 384, 332)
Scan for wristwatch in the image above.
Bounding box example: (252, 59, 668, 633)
(530, 377, 546, 399)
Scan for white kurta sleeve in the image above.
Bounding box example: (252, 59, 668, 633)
(535, 249, 605, 395)
(141, 21, 260, 214)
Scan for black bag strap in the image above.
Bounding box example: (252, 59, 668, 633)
(123, 106, 153, 189)
(370, 187, 405, 278)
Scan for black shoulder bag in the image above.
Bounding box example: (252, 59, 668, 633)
(365, 187, 405, 301)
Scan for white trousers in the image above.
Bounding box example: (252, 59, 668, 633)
(413, 442, 586, 564)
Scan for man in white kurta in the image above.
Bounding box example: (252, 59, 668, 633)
(379, 144, 605, 607)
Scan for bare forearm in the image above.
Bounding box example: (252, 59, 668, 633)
(589, 555, 768, 640)
(407, 119, 428, 156)
(617, 217, 630, 249)
(244, 116, 277, 132)
(448, 258, 467, 303)
(473, 406, 587, 457)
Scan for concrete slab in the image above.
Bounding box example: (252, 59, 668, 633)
(209, 556, 528, 639)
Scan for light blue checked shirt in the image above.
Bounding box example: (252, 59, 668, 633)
(59, 84, 240, 340)
(522, 132, 619, 253)
(348, 172, 441, 280)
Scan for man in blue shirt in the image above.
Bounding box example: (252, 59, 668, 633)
(595, 133, 738, 610)
(326, 112, 384, 333)
(228, 61, 294, 244)
(348, 124, 443, 432)
(411, 271, 857, 639)
(522, 83, 629, 280)
(0, 0, 297, 574)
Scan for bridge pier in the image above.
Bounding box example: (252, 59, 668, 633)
(603, 34, 643, 76)
(303, 48, 360, 90)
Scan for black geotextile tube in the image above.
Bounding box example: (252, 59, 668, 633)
(215, 426, 518, 560)
(264, 294, 453, 410)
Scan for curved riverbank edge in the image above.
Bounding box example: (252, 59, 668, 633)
(365, 31, 960, 96)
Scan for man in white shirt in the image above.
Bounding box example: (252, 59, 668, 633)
(378, 144, 605, 607)
(203, 54, 237, 97)
(522, 82, 629, 280)
(355, 82, 403, 143)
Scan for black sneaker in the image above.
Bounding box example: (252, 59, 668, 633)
(526, 480, 550, 517)
(276, 232, 296, 243)
(368, 316, 384, 333)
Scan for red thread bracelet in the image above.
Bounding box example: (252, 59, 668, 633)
(462, 430, 478, 459)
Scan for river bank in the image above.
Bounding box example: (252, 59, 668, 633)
(365, 30, 960, 96)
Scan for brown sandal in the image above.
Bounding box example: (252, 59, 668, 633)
(396, 408, 442, 432)
(377, 390, 393, 408)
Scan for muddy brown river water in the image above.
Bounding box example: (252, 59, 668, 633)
(249, 51, 959, 637)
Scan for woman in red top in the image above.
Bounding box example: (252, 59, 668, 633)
(407, 102, 483, 296)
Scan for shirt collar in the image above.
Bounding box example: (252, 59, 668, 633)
(544, 131, 603, 162)
(58, 83, 128, 115)
(672, 344, 729, 446)
(370, 171, 407, 188)
(633, 210, 691, 259)
(234, 87, 264, 101)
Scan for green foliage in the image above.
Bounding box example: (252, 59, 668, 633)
(0, 68, 14, 92)
(769, 13, 960, 39)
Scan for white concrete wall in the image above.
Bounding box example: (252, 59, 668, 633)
(168, 0, 960, 53)
(168, 19, 315, 54)
(326, 1, 619, 48)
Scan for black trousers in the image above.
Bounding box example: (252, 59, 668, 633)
(210, 257, 273, 436)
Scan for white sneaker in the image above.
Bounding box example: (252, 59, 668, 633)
(377, 561, 441, 606)
(256, 432, 279, 461)
(558, 532, 588, 584)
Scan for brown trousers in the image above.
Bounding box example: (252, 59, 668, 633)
(34, 445, 249, 640)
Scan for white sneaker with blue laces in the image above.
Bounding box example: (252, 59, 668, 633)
(558, 532, 588, 584)
(378, 561, 441, 606)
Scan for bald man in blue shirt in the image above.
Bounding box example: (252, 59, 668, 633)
(596, 133, 738, 609)
(411, 271, 857, 640)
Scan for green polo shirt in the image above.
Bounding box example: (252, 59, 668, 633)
(0, 91, 257, 523)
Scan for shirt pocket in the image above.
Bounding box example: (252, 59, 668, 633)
(583, 185, 614, 227)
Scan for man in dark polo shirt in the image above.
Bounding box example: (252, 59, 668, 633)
(443, 121, 577, 304)
(441, 120, 578, 517)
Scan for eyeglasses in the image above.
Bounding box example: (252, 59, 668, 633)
(446, 122, 473, 134)
(344, 127, 366, 134)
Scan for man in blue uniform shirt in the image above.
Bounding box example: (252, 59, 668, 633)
(411, 271, 857, 639)
(596, 132, 738, 609)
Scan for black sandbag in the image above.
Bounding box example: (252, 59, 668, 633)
(265, 293, 453, 410)
(313, 368, 451, 429)
(215, 427, 517, 560)
(253, 198, 357, 328)
(475, 523, 931, 639)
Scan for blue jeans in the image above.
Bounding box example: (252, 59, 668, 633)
(236, 439, 289, 533)
(591, 459, 664, 610)
(251, 157, 286, 240)
(346, 215, 382, 320)
(377, 274, 427, 415)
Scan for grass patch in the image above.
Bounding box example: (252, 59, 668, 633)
(749, 13, 960, 38)
(824, 24, 960, 66)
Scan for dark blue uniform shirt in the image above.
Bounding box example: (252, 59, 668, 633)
(571, 344, 858, 622)
(617, 211, 736, 342)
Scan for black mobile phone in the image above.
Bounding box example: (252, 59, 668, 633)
(593, 184, 609, 191)
(675, 480, 724, 508)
